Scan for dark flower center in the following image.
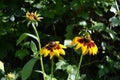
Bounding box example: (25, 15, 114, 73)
(46, 41, 60, 52)
(78, 38, 90, 43)
(83, 38, 91, 43)
(87, 42, 95, 48)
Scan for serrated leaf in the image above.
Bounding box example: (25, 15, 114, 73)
(56, 60, 68, 70)
(21, 58, 38, 80)
(17, 33, 38, 45)
(67, 65, 78, 80)
(15, 49, 30, 60)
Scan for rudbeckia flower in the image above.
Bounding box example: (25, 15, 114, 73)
(26, 11, 43, 21)
(40, 41, 66, 59)
(71, 36, 98, 55)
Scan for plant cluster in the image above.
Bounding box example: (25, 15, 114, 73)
(0, 0, 120, 80)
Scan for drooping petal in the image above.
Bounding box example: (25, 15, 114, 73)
(81, 45, 87, 55)
(92, 45, 98, 55)
(53, 50, 60, 56)
(88, 47, 92, 55)
(50, 52, 55, 59)
(59, 49, 65, 55)
(41, 48, 50, 57)
(59, 44, 67, 49)
(75, 44, 82, 50)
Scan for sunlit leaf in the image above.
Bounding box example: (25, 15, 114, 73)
(30, 41, 38, 54)
(56, 60, 68, 70)
(17, 33, 38, 45)
(64, 40, 72, 47)
(0, 61, 4, 74)
(109, 17, 120, 27)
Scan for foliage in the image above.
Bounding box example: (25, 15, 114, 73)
(0, 0, 120, 80)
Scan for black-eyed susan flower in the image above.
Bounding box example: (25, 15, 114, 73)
(26, 11, 43, 21)
(71, 36, 98, 55)
(40, 41, 66, 59)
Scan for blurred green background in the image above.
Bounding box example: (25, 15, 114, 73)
(0, 0, 120, 80)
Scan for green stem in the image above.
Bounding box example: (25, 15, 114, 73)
(32, 23, 41, 49)
(40, 56, 45, 80)
(51, 58, 54, 80)
(32, 23, 45, 80)
(75, 54, 83, 80)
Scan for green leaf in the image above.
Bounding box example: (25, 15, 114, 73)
(95, 11, 103, 16)
(67, 65, 78, 80)
(45, 75, 57, 80)
(30, 41, 38, 54)
(92, 22, 105, 32)
(98, 65, 109, 78)
(21, 58, 38, 80)
(17, 33, 38, 45)
(64, 25, 76, 39)
(110, 17, 120, 27)
(105, 28, 117, 39)
(80, 12, 89, 20)
(15, 49, 30, 60)
(33, 2, 45, 9)
(114, 62, 120, 69)
(56, 60, 68, 70)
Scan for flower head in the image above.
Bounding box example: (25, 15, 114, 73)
(26, 11, 43, 21)
(71, 36, 98, 55)
(6, 72, 15, 79)
(40, 41, 66, 59)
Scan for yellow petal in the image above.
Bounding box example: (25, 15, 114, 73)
(59, 44, 67, 49)
(93, 45, 98, 55)
(59, 49, 65, 55)
(81, 45, 87, 55)
(89, 44, 97, 55)
(88, 47, 93, 55)
(53, 50, 60, 56)
(41, 48, 50, 57)
(50, 52, 54, 59)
